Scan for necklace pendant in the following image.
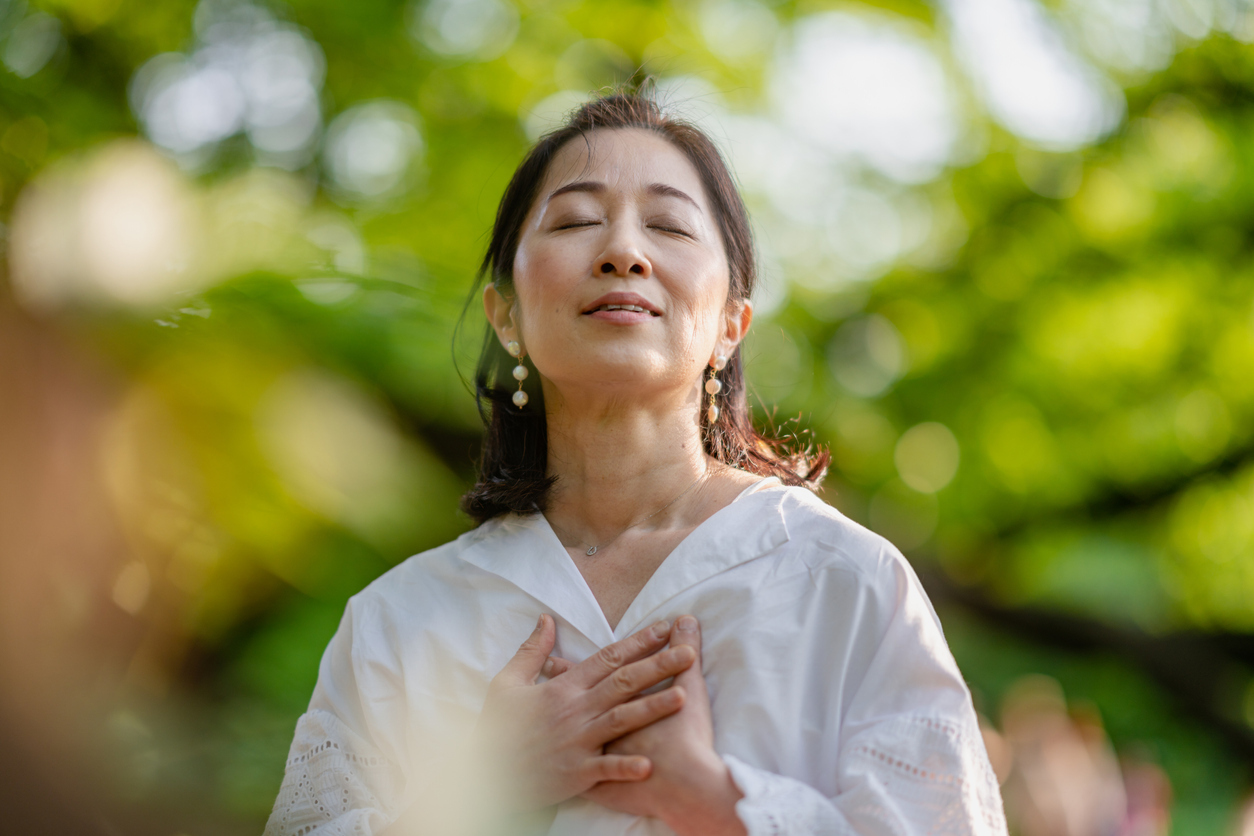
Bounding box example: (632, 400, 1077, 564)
(586, 546, 598, 556)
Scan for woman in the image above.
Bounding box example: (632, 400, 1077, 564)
(265, 90, 1007, 836)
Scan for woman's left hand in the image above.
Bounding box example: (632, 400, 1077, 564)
(579, 616, 746, 836)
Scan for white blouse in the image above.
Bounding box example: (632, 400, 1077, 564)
(265, 481, 1007, 836)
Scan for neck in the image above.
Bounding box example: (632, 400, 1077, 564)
(542, 387, 712, 545)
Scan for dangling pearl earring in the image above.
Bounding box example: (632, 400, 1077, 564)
(705, 355, 727, 423)
(506, 340, 529, 408)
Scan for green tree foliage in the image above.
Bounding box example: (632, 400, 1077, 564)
(2, 0, 1253, 830)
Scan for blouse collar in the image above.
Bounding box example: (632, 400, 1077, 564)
(457, 486, 792, 646)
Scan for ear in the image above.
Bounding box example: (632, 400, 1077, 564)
(483, 283, 520, 349)
(711, 298, 753, 366)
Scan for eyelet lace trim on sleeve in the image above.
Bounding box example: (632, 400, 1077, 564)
(726, 753, 845, 836)
(843, 714, 1005, 836)
(725, 714, 1007, 836)
(264, 709, 404, 836)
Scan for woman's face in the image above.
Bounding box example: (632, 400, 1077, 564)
(489, 128, 748, 406)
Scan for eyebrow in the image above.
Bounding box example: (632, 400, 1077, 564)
(546, 180, 700, 209)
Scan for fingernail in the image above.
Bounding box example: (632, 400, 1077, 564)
(651, 621, 670, 639)
(536, 614, 545, 631)
(542, 659, 553, 677)
(677, 615, 697, 631)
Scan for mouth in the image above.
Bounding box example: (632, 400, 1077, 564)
(583, 303, 659, 316)
(581, 293, 662, 318)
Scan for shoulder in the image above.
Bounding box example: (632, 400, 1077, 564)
(771, 486, 906, 578)
(767, 485, 940, 628)
(346, 516, 517, 616)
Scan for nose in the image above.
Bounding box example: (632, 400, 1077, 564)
(596, 222, 651, 278)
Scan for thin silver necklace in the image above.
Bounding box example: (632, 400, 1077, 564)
(563, 467, 707, 557)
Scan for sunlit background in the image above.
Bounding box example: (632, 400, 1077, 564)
(2, 0, 1254, 832)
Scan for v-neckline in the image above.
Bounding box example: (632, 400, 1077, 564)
(534, 478, 789, 641)
(456, 480, 791, 648)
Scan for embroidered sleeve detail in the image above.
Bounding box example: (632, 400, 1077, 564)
(842, 714, 1007, 836)
(264, 709, 404, 836)
(725, 754, 849, 836)
(725, 713, 1007, 836)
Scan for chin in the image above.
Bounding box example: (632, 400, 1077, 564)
(547, 353, 678, 392)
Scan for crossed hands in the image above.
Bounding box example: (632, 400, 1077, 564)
(474, 614, 745, 835)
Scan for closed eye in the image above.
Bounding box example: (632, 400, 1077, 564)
(650, 224, 694, 238)
(556, 219, 600, 230)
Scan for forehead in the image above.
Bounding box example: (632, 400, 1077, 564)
(539, 128, 709, 207)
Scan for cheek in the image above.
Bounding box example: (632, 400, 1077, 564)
(511, 258, 559, 326)
(515, 242, 582, 301)
(672, 260, 730, 325)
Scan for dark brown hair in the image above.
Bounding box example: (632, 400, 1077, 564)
(461, 85, 827, 524)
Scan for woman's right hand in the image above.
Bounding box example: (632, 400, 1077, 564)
(473, 614, 695, 811)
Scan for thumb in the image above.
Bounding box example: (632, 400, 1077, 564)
(499, 613, 557, 684)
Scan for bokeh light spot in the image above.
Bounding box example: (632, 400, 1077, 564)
(828, 315, 907, 397)
(323, 101, 424, 201)
(2, 10, 62, 78)
(944, 0, 1124, 150)
(772, 11, 963, 183)
(895, 422, 961, 494)
(411, 0, 519, 61)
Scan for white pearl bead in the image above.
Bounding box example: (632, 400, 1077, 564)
(707, 404, 719, 422)
(714, 355, 728, 371)
(513, 390, 529, 408)
(513, 364, 529, 381)
(705, 377, 722, 395)
(506, 341, 522, 358)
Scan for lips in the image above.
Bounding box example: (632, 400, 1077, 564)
(581, 293, 661, 317)
(588, 303, 649, 313)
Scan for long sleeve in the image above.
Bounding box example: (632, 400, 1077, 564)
(265, 597, 408, 836)
(721, 543, 1007, 836)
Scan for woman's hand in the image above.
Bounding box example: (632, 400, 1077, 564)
(580, 616, 746, 836)
(473, 614, 696, 811)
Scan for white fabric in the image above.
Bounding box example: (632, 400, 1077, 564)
(265, 483, 1007, 836)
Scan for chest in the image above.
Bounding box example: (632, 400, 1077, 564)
(566, 526, 697, 629)
(400, 560, 853, 799)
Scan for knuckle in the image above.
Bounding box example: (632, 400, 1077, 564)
(605, 708, 629, 737)
(598, 644, 625, 668)
(639, 629, 665, 650)
(610, 667, 636, 694)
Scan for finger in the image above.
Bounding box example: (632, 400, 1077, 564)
(581, 754, 652, 784)
(588, 643, 696, 711)
(670, 615, 701, 654)
(497, 614, 557, 684)
(541, 656, 575, 679)
(568, 620, 672, 688)
(670, 615, 704, 685)
(587, 685, 685, 746)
